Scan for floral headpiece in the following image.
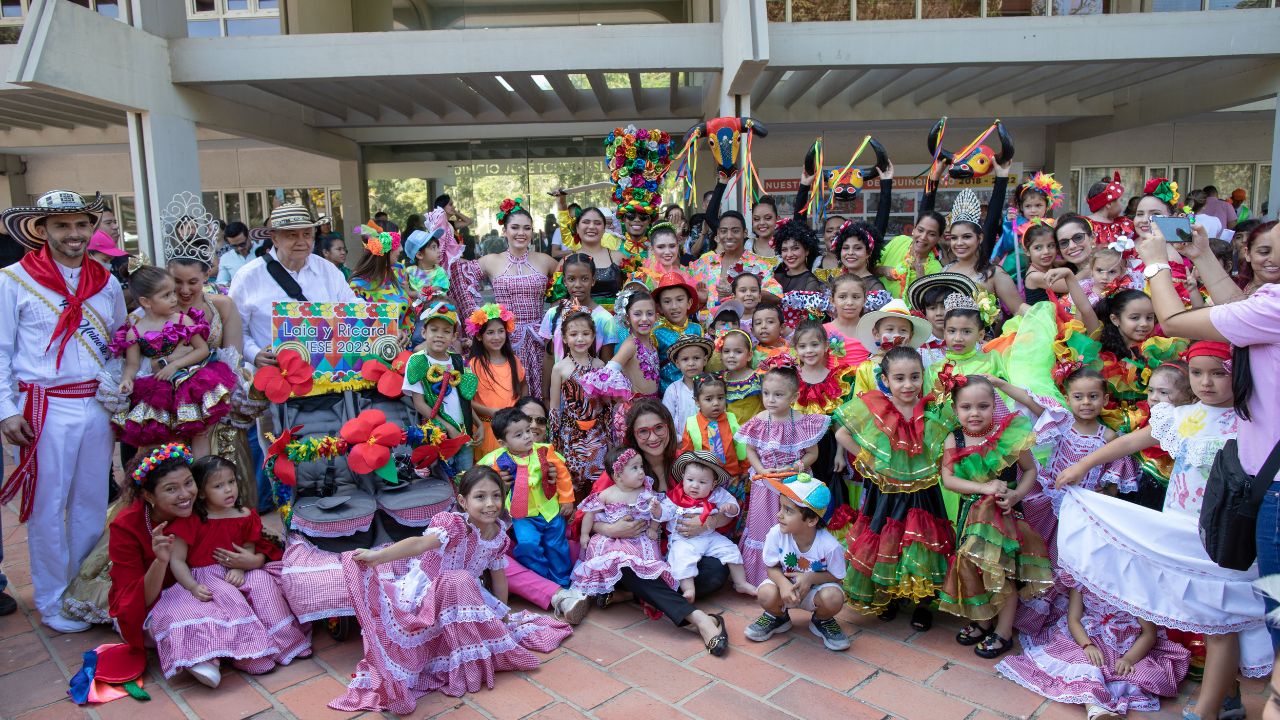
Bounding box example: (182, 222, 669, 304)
(1052, 359, 1084, 388)
(611, 448, 639, 478)
(714, 327, 753, 353)
(1143, 177, 1180, 208)
(647, 221, 678, 238)
(131, 442, 193, 486)
(613, 286, 650, 329)
(1087, 172, 1124, 213)
(605, 125, 673, 217)
(722, 262, 758, 288)
(496, 197, 526, 225)
(1097, 274, 1136, 299)
(758, 352, 798, 374)
(357, 222, 401, 257)
(1107, 235, 1135, 256)
(465, 303, 516, 337)
(780, 290, 832, 329)
(1020, 172, 1064, 211)
(974, 289, 1001, 327)
(934, 362, 969, 395)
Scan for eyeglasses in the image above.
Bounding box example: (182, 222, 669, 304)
(634, 424, 668, 440)
(525, 415, 548, 426)
(1057, 232, 1089, 249)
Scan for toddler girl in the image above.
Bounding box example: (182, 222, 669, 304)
(737, 362, 830, 586)
(719, 329, 763, 422)
(167, 455, 309, 679)
(834, 347, 953, 631)
(998, 583, 1189, 720)
(1021, 226, 1103, 333)
(540, 253, 619, 361)
(1079, 247, 1143, 307)
(572, 448, 672, 602)
(466, 303, 526, 457)
(937, 376, 1052, 659)
(336, 467, 570, 714)
(111, 266, 235, 456)
(792, 321, 857, 504)
(548, 311, 609, 499)
(824, 274, 871, 365)
(651, 450, 752, 600)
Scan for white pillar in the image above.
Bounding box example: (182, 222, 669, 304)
(0, 155, 28, 209)
(1269, 95, 1279, 221)
(339, 154, 369, 257)
(1043, 126, 1075, 212)
(124, 0, 200, 264)
(717, 0, 768, 213)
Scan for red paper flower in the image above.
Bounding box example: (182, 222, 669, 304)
(267, 425, 303, 486)
(340, 409, 403, 475)
(252, 349, 314, 403)
(411, 434, 471, 469)
(360, 351, 412, 398)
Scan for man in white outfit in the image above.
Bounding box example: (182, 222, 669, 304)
(0, 190, 126, 633)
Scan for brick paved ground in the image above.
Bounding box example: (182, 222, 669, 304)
(2, 497, 1269, 719)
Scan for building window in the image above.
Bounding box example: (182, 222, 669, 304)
(186, 0, 279, 37)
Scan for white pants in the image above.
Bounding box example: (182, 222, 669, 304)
(668, 532, 743, 581)
(27, 393, 111, 619)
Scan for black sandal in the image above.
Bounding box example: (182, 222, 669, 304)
(705, 613, 729, 657)
(956, 621, 992, 646)
(910, 604, 933, 632)
(878, 600, 899, 622)
(595, 592, 613, 609)
(974, 631, 1013, 659)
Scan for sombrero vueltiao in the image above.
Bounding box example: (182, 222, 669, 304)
(906, 272, 978, 312)
(1, 190, 105, 251)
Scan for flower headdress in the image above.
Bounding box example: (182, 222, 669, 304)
(722, 262, 757, 287)
(605, 125, 673, 217)
(1020, 172, 1064, 211)
(357, 221, 401, 257)
(613, 285, 650, 330)
(758, 352, 798, 374)
(611, 448, 639, 478)
(974, 289, 1001, 327)
(465, 303, 516, 337)
(1052, 359, 1084, 389)
(131, 442, 193, 486)
(1143, 177, 1180, 208)
(496, 197, 526, 225)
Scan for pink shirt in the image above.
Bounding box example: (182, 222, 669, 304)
(1209, 284, 1280, 474)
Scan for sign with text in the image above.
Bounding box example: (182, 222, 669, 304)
(271, 302, 400, 391)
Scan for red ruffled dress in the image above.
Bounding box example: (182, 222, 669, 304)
(109, 308, 237, 445)
(107, 500, 291, 679)
(330, 512, 571, 715)
(167, 512, 311, 671)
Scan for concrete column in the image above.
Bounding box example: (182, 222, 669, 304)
(351, 0, 393, 32)
(717, 0, 768, 213)
(284, 0, 352, 33)
(127, 112, 202, 264)
(125, 0, 199, 264)
(1269, 95, 1279, 221)
(339, 153, 369, 256)
(0, 155, 28, 209)
(1043, 125, 1075, 212)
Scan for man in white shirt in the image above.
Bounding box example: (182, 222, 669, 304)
(229, 204, 357, 369)
(0, 190, 126, 633)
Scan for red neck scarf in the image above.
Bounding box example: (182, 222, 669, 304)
(666, 483, 716, 524)
(19, 243, 109, 368)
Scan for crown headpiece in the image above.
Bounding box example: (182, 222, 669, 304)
(947, 189, 982, 228)
(943, 291, 979, 313)
(161, 192, 218, 267)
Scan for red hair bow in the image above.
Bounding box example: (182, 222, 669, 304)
(935, 362, 969, 394)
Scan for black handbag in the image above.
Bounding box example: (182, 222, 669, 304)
(1199, 438, 1280, 571)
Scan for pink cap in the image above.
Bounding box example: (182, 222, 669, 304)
(88, 230, 127, 257)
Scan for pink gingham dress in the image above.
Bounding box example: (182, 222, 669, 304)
(492, 253, 548, 399)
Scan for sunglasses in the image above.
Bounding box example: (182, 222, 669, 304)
(1057, 232, 1089, 249)
(525, 415, 548, 426)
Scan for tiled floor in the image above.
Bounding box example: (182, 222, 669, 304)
(1, 498, 1268, 719)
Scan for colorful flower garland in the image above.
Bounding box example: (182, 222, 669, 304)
(465, 303, 516, 337)
(130, 442, 193, 486)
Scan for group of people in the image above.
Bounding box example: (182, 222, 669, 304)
(1, 136, 1279, 718)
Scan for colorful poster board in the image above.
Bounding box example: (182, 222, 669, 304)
(271, 302, 399, 394)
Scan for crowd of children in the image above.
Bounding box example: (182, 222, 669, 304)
(78, 168, 1276, 720)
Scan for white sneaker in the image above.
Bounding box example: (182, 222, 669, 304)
(188, 661, 222, 688)
(551, 588, 590, 625)
(43, 613, 91, 634)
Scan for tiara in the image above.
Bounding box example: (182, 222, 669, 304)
(943, 291, 979, 312)
(161, 192, 218, 267)
(947, 189, 982, 228)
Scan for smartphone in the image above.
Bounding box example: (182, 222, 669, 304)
(1153, 215, 1193, 243)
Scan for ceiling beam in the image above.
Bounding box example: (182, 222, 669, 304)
(432, 77, 486, 116)
(0, 94, 107, 128)
(777, 69, 825, 108)
(0, 110, 48, 130)
(751, 69, 784, 105)
(911, 67, 984, 105)
(585, 72, 614, 114)
(545, 74, 582, 114)
(880, 67, 951, 106)
(503, 74, 549, 114)
(629, 72, 644, 113)
(358, 79, 418, 120)
(367, 77, 443, 121)
(1031, 63, 1124, 103)
(978, 65, 1058, 103)
(847, 68, 909, 108)
(812, 70, 864, 108)
(250, 82, 352, 123)
(461, 74, 513, 115)
(1072, 60, 1204, 102)
(171, 24, 722, 83)
(945, 66, 1022, 104)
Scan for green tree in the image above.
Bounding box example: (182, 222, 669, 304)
(367, 178, 432, 227)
